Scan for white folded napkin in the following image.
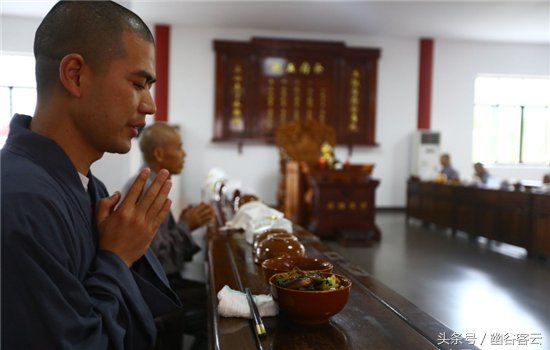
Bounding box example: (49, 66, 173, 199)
(217, 285, 278, 318)
(225, 201, 284, 230)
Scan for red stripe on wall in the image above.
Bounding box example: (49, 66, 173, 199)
(154, 25, 170, 122)
(417, 38, 434, 130)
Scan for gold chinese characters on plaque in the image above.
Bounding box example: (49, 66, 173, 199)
(213, 37, 381, 146)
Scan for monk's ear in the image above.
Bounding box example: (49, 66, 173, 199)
(59, 53, 85, 97)
(153, 147, 164, 162)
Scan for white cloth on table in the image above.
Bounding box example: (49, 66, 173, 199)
(225, 201, 283, 229)
(223, 201, 293, 243)
(217, 285, 278, 318)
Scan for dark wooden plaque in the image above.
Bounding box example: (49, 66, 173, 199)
(213, 37, 381, 146)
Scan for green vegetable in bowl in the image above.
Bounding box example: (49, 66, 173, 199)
(321, 274, 339, 290)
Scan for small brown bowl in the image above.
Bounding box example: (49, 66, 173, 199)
(254, 236, 305, 264)
(261, 256, 333, 283)
(238, 194, 259, 207)
(252, 229, 295, 255)
(269, 272, 352, 325)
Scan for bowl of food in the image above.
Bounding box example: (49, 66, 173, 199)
(254, 236, 305, 264)
(269, 269, 351, 325)
(261, 256, 333, 283)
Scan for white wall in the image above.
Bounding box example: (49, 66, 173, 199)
(3, 15, 549, 208)
(432, 40, 550, 183)
(167, 27, 418, 208)
(1, 16, 38, 53)
(167, 27, 550, 207)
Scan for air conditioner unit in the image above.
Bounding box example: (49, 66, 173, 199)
(411, 130, 440, 180)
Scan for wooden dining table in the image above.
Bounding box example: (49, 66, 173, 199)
(206, 203, 479, 350)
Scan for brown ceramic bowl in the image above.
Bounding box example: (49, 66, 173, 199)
(252, 229, 296, 255)
(269, 272, 352, 325)
(254, 236, 305, 264)
(238, 194, 259, 208)
(261, 256, 333, 283)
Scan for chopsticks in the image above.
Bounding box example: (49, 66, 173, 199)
(245, 288, 267, 337)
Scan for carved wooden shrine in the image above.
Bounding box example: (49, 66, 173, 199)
(213, 37, 381, 146)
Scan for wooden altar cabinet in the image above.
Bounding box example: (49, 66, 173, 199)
(284, 162, 380, 243)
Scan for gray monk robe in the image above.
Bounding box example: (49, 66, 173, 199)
(1, 114, 180, 350)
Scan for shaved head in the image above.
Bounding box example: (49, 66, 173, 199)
(34, 1, 154, 97)
(139, 123, 180, 164)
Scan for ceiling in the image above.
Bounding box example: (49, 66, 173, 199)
(2, 1, 549, 44)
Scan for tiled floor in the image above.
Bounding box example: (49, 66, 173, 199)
(325, 211, 550, 350)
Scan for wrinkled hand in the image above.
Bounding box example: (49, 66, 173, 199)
(180, 202, 215, 231)
(95, 168, 172, 267)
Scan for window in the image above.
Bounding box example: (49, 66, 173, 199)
(0, 53, 36, 148)
(472, 75, 550, 165)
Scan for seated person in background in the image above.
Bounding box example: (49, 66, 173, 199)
(473, 162, 491, 185)
(123, 123, 215, 350)
(439, 153, 460, 182)
(542, 174, 550, 191)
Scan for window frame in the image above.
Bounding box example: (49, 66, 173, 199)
(472, 75, 550, 166)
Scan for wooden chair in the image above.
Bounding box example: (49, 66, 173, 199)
(275, 120, 336, 226)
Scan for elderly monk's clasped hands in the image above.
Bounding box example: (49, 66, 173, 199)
(180, 202, 215, 231)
